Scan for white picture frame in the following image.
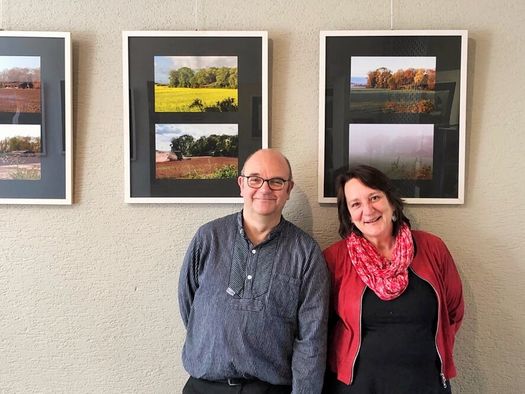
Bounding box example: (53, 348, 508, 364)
(123, 31, 268, 203)
(0, 31, 72, 205)
(319, 30, 468, 204)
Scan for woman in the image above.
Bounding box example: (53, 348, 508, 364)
(323, 165, 464, 394)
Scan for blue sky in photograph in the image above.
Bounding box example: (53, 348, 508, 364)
(154, 56, 237, 84)
(0, 124, 41, 139)
(350, 56, 436, 78)
(155, 123, 238, 151)
(0, 56, 40, 72)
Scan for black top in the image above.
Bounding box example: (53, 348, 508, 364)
(325, 270, 450, 394)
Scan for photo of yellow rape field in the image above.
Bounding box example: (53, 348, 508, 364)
(154, 56, 238, 112)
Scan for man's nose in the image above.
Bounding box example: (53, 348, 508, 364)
(259, 180, 273, 191)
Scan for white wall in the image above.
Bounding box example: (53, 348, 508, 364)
(1, 0, 524, 392)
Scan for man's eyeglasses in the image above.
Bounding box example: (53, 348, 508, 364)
(241, 175, 291, 191)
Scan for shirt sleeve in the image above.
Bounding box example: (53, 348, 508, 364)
(178, 230, 202, 328)
(441, 242, 464, 335)
(291, 245, 330, 394)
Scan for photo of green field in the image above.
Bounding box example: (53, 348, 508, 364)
(154, 56, 238, 112)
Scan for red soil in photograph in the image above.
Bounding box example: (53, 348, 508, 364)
(0, 88, 41, 112)
(156, 156, 237, 179)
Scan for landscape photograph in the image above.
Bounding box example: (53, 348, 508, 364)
(0, 56, 41, 113)
(349, 56, 437, 118)
(348, 123, 434, 180)
(155, 123, 238, 179)
(0, 124, 41, 180)
(154, 56, 238, 112)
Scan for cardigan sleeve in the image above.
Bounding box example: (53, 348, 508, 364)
(442, 243, 464, 334)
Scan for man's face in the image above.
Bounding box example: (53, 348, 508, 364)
(238, 150, 294, 219)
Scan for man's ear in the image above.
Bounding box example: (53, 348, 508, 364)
(287, 180, 295, 196)
(238, 176, 245, 196)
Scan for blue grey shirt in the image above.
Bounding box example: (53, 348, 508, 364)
(178, 212, 329, 393)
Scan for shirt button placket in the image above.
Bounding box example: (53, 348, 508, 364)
(245, 249, 257, 296)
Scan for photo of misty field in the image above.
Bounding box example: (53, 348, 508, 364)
(0, 56, 41, 113)
(350, 56, 437, 117)
(154, 56, 238, 112)
(349, 123, 434, 180)
(0, 124, 41, 180)
(155, 123, 238, 179)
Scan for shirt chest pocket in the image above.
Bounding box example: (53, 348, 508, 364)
(267, 273, 301, 321)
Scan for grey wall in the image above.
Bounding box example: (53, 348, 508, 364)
(1, 0, 524, 392)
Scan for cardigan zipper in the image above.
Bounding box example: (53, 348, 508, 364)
(350, 285, 367, 384)
(410, 268, 447, 389)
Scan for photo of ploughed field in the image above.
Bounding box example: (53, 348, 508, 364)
(155, 123, 238, 180)
(0, 55, 41, 113)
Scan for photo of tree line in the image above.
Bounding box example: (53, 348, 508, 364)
(167, 66, 238, 90)
(362, 67, 436, 91)
(0, 134, 40, 153)
(0, 124, 41, 180)
(169, 133, 238, 158)
(154, 56, 238, 112)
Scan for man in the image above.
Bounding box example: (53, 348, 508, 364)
(178, 149, 329, 393)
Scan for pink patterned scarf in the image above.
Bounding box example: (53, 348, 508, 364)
(346, 224, 414, 301)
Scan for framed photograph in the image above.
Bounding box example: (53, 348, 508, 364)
(319, 30, 468, 204)
(123, 31, 268, 203)
(0, 31, 72, 204)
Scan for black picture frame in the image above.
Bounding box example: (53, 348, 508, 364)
(123, 31, 268, 203)
(319, 30, 468, 204)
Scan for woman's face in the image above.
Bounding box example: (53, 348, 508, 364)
(344, 178, 395, 243)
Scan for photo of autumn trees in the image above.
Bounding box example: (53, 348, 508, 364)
(349, 56, 440, 118)
(155, 123, 238, 180)
(154, 56, 238, 112)
(0, 56, 41, 113)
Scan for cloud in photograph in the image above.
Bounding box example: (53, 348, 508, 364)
(350, 56, 436, 79)
(0, 124, 41, 139)
(155, 56, 238, 84)
(0, 56, 40, 73)
(155, 123, 238, 152)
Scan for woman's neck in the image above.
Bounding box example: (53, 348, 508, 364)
(366, 235, 395, 259)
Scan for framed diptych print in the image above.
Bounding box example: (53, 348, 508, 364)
(0, 31, 72, 204)
(319, 30, 468, 204)
(123, 31, 268, 203)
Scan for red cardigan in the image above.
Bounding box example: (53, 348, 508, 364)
(323, 230, 464, 385)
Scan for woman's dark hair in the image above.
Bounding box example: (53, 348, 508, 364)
(336, 164, 410, 238)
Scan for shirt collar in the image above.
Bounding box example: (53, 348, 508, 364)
(236, 211, 286, 242)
